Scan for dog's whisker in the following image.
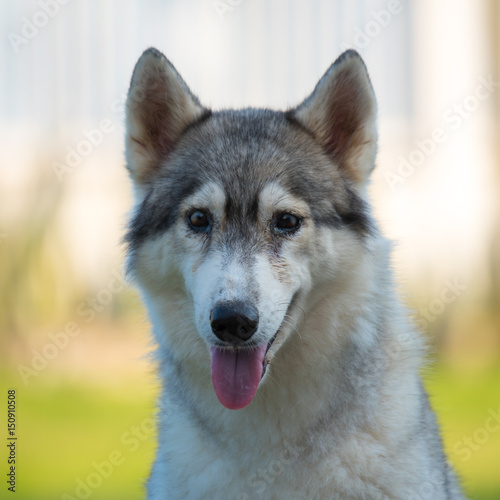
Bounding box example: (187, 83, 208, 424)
(281, 318, 303, 342)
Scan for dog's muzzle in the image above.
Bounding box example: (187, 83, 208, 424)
(209, 300, 267, 410)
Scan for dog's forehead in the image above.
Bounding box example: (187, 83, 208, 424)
(179, 110, 328, 208)
(170, 108, 367, 228)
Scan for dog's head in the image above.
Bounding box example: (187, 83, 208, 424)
(125, 48, 377, 410)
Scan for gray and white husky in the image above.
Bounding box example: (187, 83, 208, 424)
(124, 48, 465, 499)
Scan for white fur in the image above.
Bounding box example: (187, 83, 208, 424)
(131, 182, 463, 499)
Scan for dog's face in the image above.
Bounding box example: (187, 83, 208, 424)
(125, 48, 377, 410)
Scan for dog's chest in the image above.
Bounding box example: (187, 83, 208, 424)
(149, 408, 419, 500)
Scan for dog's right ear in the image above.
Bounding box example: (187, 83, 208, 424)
(126, 48, 207, 188)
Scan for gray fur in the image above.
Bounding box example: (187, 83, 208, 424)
(124, 48, 465, 499)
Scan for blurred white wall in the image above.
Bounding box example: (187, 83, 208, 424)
(0, 0, 496, 297)
(375, 0, 497, 293)
(0, 0, 413, 125)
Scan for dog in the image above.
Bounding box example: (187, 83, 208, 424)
(124, 47, 465, 499)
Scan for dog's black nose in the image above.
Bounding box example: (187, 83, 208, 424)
(210, 302, 259, 344)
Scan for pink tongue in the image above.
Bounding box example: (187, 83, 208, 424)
(210, 345, 267, 410)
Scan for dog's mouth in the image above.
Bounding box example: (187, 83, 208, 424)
(261, 330, 279, 378)
(209, 330, 282, 412)
(210, 294, 297, 411)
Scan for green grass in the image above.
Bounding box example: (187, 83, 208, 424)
(2, 372, 158, 500)
(1, 362, 499, 499)
(425, 362, 500, 499)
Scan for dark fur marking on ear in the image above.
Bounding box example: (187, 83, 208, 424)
(153, 109, 213, 166)
(181, 109, 213, 136)
(283, 111, 317, 139)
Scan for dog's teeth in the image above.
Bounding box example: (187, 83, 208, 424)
(261, 359, 269, 379)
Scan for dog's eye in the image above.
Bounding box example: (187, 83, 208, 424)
(274, 213, 301, 234)
(187, 210, 211, 232)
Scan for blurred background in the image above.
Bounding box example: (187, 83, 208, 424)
(1, 0, 499, 498)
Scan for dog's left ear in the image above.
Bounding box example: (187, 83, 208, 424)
(289, 50, 377, 188)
